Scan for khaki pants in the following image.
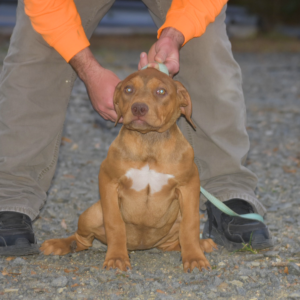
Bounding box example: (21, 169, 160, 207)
(0, 0, 266, 220)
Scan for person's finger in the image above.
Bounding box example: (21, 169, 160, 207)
(94, 106, 114, 121)
(164, 61, 179, 77)
(147, 62, 160, 70)
(108, 108, 122, 123)
(138, 52, 148, 69)
(106, 113, 115, 122)
(154, 49, 168, 64)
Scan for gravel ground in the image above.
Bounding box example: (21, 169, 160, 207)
(0, 38, 300, 299)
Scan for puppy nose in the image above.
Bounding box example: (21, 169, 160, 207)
(131, 102, 149, 116)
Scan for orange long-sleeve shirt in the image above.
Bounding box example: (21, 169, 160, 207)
(24, 0, 227, 62)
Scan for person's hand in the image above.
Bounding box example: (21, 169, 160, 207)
(138, 27, 184, 77)
(70, 47, 121, 122)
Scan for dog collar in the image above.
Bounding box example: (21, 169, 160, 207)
(141, 63, 169, 76)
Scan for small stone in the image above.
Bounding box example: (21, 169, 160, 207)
(0, 273, 5, 281)
(110, 294, 121, 300)
(268, 203, 292, 212)
(4, 289, 19, 293)
(287, 275, 297, 283)
(218, 282, 228, 289)
(218, 262, 226, 267)
(257, 270, 268, 278)
(240, 276, 249, 281)
(267, 224, 279, 231)
(213, 276, 223, 287)
(261, 262, 268, 268)
(283, 217, 295, 223)
(236, 287, 246, 296)
(251, 262, 260, 267)
(79, 266, 90, 273)
(90, 267, 99, 273)
(207, 292, 216, 299)
(181, 284, 198, 292)
(57, 287, 67, 294)
(135, 283, 143, 294)
(98, 274, 108, 282)
(41, 224, 52, 232)
(230, 280, 243, 287)
(244, 254, 264, 261)
(288, 293, 300, 299)
(288, 263, 300, 276)
(51, 276, 68, 287)
(89, 278, 98, 286)
(129, 273, 141, 280)
(220, 291, 232, 298)
(269, 274, 280, 286)
(263, 251, 279, 258)
(46, 208, 57, 218)
(265, 130, 273, 136)
(11, 258, 27, 266)
(238, 268, 253, 276)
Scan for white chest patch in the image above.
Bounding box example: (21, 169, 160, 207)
(125, 164, 174, 194)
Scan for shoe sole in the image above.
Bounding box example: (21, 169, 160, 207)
(203, 226, 275, 252)
(0, 244, 40, 256)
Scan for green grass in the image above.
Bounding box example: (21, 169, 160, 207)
(230, 232, 259, 255)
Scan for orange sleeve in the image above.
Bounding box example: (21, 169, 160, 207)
(157, 0, 228, 45)
(24, 0, 90, 62)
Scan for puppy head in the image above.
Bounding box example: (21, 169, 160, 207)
(114, 68, 195, 133)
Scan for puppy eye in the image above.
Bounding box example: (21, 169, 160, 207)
(124, 86, 133, 94)
(156, 88, 166, 95)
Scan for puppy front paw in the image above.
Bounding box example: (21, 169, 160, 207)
(182, 251, 211, 273)
(103, 255, 132, 271)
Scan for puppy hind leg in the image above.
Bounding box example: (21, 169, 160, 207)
(76, 200, 106, 244)
(40, 234, 89, 255)
(41, 201, 105, 255)
(199, 238, 218, 253)
(157, 239, 181, 252)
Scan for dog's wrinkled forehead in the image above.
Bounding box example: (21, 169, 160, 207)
(122, 68, 175, 90)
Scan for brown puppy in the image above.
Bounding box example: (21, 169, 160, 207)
(40, 68, 217, 272)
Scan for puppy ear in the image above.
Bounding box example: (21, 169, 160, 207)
(174, 81, 196, 130)
(113, 81, 123, 126)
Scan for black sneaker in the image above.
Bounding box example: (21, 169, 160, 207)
(203, 199, 274, 251)
(0, 212, 39, 256)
